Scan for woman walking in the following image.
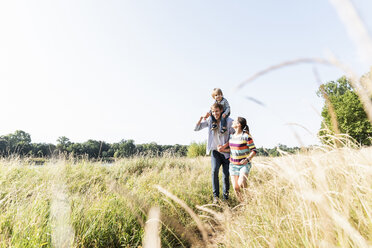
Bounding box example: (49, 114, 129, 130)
(218, 117, 256, 202)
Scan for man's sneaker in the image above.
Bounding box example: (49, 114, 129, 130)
(213, 196, 219, 204)
(223, 194, 229, 201)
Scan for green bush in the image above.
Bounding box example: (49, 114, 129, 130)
(187, 141, 206, 158)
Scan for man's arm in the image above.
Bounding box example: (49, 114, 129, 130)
(217, 142, 229, 153)
(194, 116, 209, 131)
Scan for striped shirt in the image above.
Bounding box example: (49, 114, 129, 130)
(229, 133, 257, 165)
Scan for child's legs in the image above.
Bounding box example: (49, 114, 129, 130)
(220, 113, 229, 130)
(210, 110, 217, 123)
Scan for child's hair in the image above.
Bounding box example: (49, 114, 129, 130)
(237, 117, 250, 134)
(211, 88, 223, 98)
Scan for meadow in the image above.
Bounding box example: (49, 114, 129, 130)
(0, 145, 371, 247)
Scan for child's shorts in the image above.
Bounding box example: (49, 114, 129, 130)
(229, 163, 252, 176)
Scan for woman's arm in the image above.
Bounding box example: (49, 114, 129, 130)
(240, 134, 257, 164)
(220, 141, 229, 150)
(240, 150, 256, 164)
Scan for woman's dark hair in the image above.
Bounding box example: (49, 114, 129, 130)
(237, 117, 249, 134)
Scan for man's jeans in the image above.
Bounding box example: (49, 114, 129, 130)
(211, 150, 230, 199)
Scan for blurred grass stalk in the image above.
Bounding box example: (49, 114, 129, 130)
(50, 162, 75, 248)
(329, 0, 372, 67)
(329, 0, 372, 122)
(143, 207, 161, 248)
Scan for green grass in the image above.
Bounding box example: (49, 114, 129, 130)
(0, 148, 371, 247)
(0, 157, 214, 247)
(0, 164, 52, 247)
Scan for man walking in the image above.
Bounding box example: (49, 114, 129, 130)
(195, 103, 233, 203)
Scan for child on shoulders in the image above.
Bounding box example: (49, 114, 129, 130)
(204, 88, 231, 134)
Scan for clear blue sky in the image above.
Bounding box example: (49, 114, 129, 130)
(1, 0, 371, 148)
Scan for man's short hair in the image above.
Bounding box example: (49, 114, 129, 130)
(211, 102, 223, 111)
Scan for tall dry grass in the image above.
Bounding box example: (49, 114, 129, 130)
(0, 148, 371, 247)
(205, 146, 372, 247)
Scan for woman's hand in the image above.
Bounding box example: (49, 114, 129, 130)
(240, 158, 249, 165)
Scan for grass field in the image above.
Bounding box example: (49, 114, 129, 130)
(0, 146, 371, 247)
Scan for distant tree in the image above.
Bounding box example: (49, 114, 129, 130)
(1, 130, 32, 155)
(318, 76, 372, 146)
(30, 143, 56, 157)
(99, 141, 111, 158)
(134, 144, 145, 155)
(80, 140, 110, 159)
(170, 144, 188, 156)
(178, 145, 189, 156)
(138, 142, 160, 156)
(187, 141, 206, 158)
(0, 137, 7, 156)
(160, 144, 188, 156)
(57, 136, 71, 154)
(68, 143, 84, 157)
(268, 148, 280, 157)
(255, 147, 269, 156)
(255, 145, 300, 157)
(113, 139, 136, 158)
(82, 140, 101, 158)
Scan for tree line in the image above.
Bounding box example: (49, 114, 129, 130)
(0, 131, 188, 159)
(0, 130, 301, 159)
(2, 74, 370, 159)
(255, 145, 301, 156)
